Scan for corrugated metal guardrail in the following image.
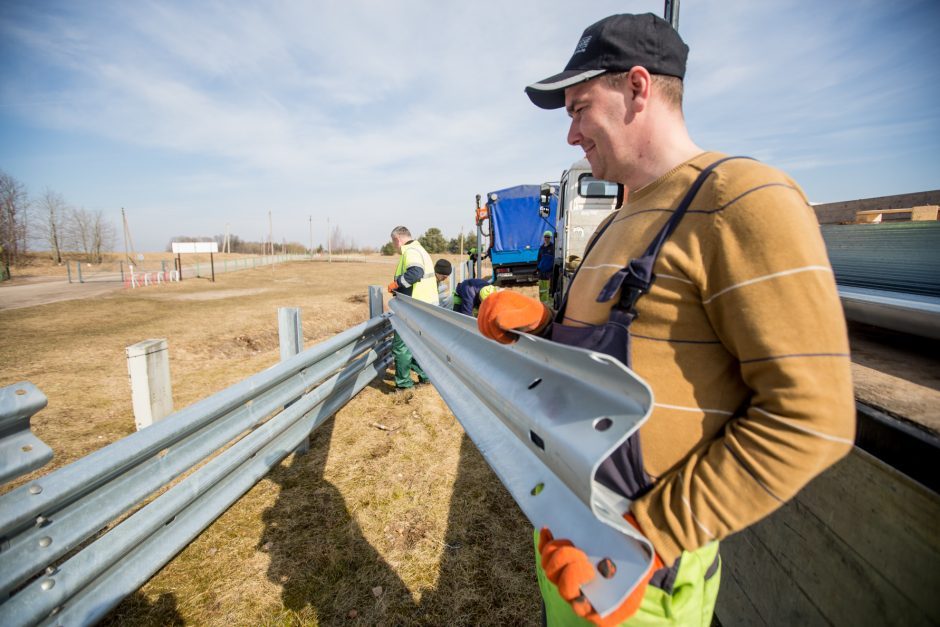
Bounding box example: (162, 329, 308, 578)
(0, 305, 392, 626)
(388, 294, 657, 618)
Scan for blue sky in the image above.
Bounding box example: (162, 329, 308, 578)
(1, 1, 938, 252)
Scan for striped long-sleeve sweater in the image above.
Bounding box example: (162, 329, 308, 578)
(562, 152, 855, 564)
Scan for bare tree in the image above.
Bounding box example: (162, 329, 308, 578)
(66, 206, 93, 260)
(0, 169, 30, 273)
(65, 207, 113, 263)
(36, 189, 68, 263)
(91, 209, 115, 263)
(330, 225, 348, 254)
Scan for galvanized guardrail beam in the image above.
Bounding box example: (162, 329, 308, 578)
(0, 383, 53, 485)
(0, 310, 392, 624)
(388, 294, 655, 618)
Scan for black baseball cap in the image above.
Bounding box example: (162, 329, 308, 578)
(434, 259, 452, 276)
(525, 13, 689, 110)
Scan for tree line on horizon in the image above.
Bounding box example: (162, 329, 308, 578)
(379, 228, 479, 256)
(0, 168, 479, 280)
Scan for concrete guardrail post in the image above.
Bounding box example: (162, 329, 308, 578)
(126, 339, 174, 431)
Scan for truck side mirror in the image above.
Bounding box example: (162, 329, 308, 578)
(539, 183, 556, 218)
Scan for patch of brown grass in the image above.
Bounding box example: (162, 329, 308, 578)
(0, 260, 540, 626)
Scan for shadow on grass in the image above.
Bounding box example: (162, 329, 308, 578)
(260, 409, 538, 624)
(99, 590, 185, 626)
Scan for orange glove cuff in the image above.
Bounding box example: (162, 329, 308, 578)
(477, 291, 551, 344)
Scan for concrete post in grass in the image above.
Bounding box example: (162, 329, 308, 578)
(126, 339, 173, 431)
(278, 307, 304, 361)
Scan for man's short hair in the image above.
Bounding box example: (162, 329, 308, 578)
(390, 226, 412, 240)
(604, 71, 684, 110)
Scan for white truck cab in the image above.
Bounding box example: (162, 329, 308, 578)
(540, 158, 619, 307)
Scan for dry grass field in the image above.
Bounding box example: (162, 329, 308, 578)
(0, 258, 539, 626)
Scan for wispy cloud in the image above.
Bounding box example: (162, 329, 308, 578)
(1, 0, 938, 249)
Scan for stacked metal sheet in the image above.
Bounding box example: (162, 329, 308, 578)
(821, 222, 940, 297)
(820, 222, 940, 338)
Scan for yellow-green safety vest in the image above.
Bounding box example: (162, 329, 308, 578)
(395, 240, 437, 304)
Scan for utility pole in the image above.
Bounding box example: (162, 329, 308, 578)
(664, 0, 680, 30)
(327, 217, 332, 262)
(122, 208, 138, 266)
(268, 210, 273, 256)
(309, 215, 313, 258)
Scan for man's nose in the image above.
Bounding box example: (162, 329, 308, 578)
(567, 119, 581, 146)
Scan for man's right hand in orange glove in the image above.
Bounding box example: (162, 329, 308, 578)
(538, 514, 664, 626)
(477, 290, 551, 344)
(387, 280, 399, 294)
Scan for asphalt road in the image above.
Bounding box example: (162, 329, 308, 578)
(0, 276, 124, 311)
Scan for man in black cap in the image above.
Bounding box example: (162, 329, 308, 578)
(433, 258, 454, 308)
(478, 12, 854, 626)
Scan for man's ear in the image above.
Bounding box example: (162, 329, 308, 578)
(627, 66, 653, 112)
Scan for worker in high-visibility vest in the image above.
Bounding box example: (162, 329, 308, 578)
(537, 230, 555, 304)
(479, 13, 855, 626)
(387, 226, 437, 389)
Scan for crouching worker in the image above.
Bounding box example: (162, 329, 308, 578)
(453, 278, 497, 318)
(387, 225, 437, 389)
(479, 13, 855, 626)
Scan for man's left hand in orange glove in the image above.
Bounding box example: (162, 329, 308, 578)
(387, 280, 399, 294)
(538, 514, 663, 626)
(477, 290, 551, 344)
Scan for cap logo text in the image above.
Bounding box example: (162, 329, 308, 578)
(574, 35, 592, 55)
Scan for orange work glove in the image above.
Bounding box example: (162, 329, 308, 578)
(387, 280, 399, 294)
(477, 290, 551, 344)
(538, 514, 664, 627)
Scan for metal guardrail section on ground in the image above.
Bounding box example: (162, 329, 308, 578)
(0, 384, 53, 485)
(388, 295, 656, 618)
(0, 314, 392, 626)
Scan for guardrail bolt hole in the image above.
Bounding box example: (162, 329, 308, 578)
(15, 388, 26, 395)
(593, 417, 613, 432)
(530, 430, 545, 450)
(597, 557, 617, 579)
(527, 378, 542, 389)
(22, 444, 33, 452)
(531, 483, 544, 496)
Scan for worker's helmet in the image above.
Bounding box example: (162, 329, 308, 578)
(543, 230, 553, 238)
(479, 285, 497, 301)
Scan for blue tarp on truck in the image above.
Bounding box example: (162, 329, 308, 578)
(486, 185, 557, 284)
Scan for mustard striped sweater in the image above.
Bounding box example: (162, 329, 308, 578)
(563, 152, 855, 564)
